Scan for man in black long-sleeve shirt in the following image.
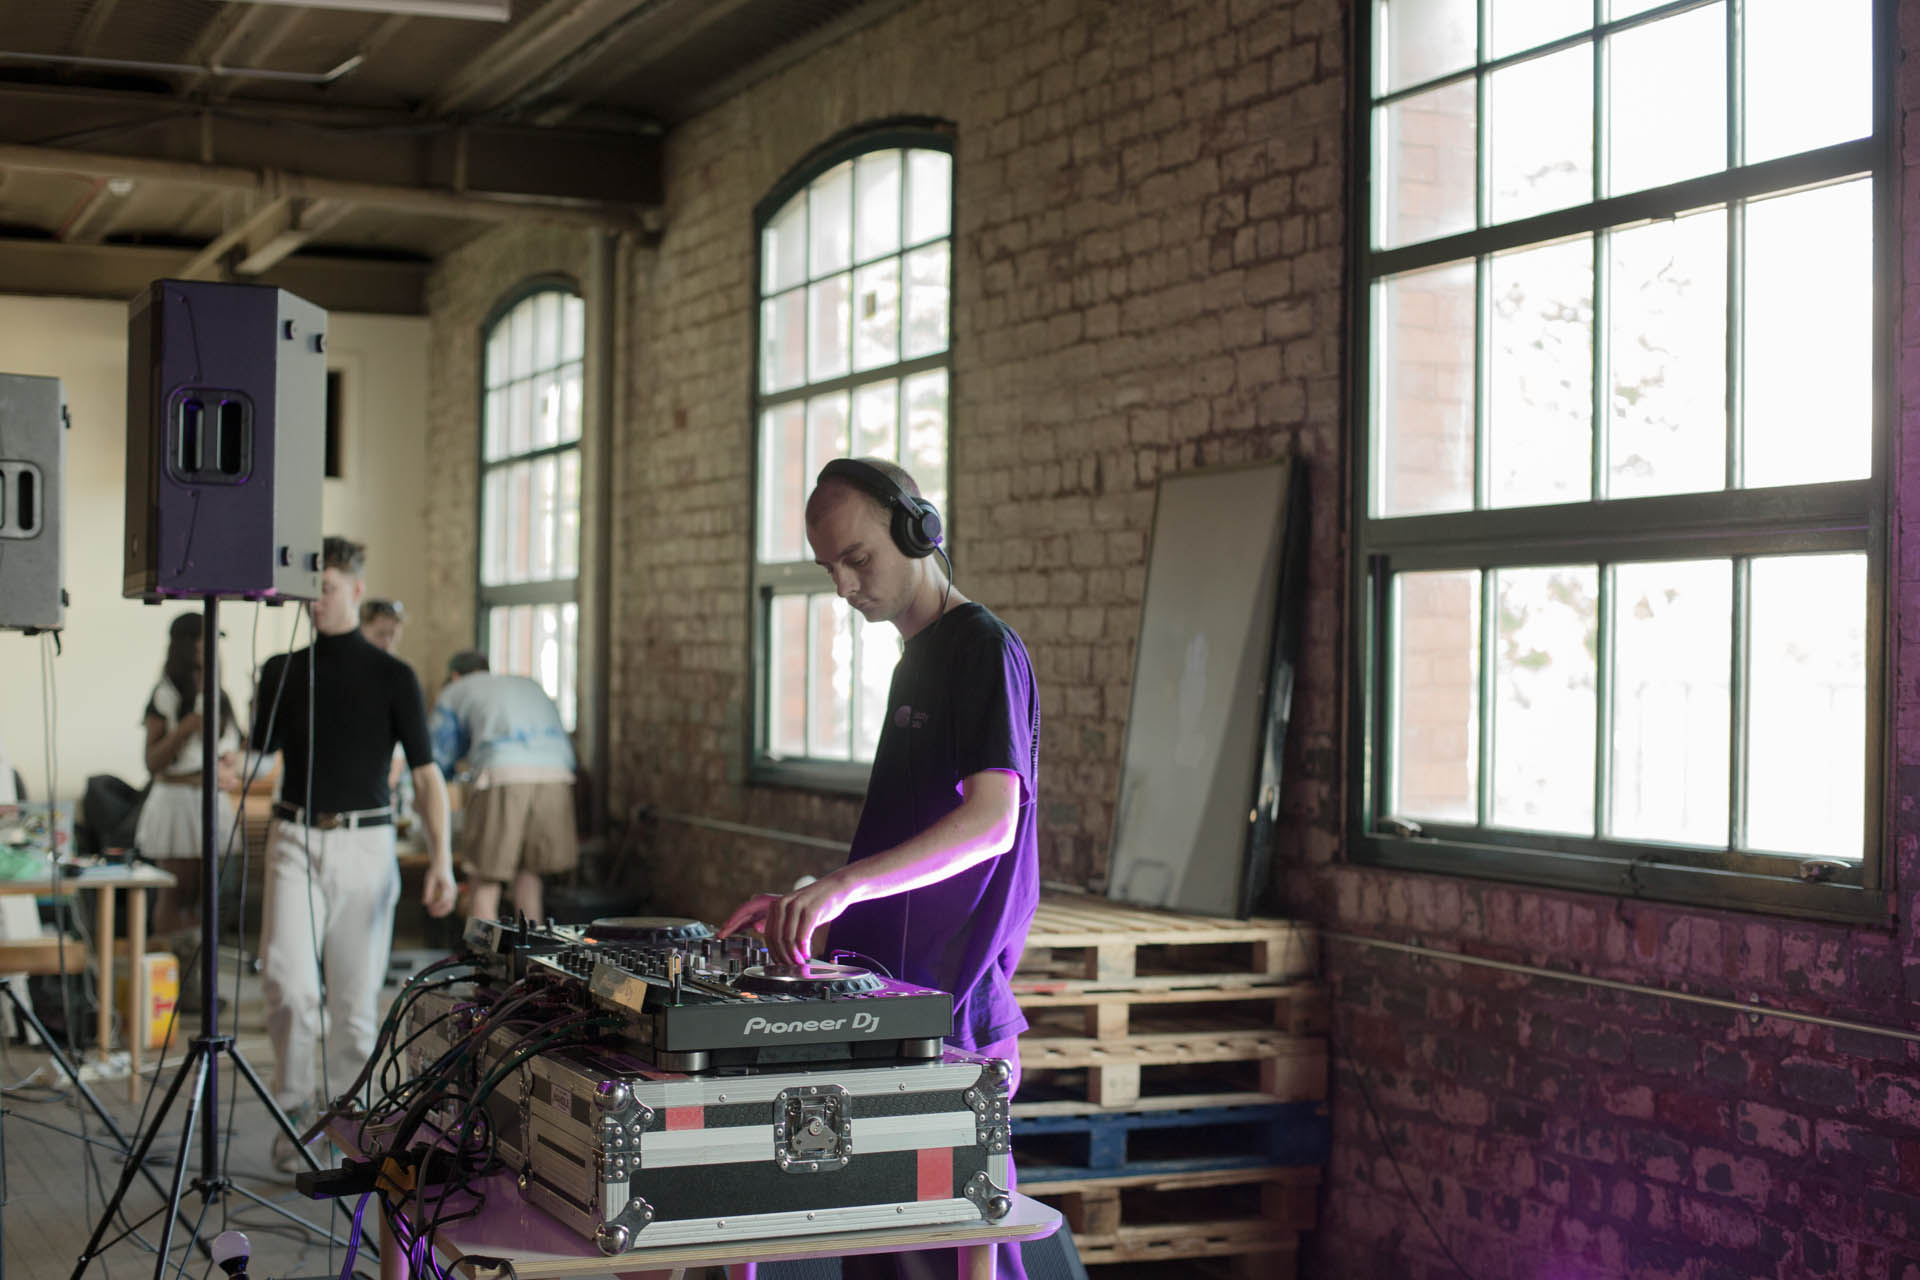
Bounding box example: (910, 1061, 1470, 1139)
(252, 536, 455, 1168)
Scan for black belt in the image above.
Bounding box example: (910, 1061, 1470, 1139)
(272, 802, 392, 830)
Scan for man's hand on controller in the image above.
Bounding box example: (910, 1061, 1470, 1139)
(719, 871, 860, 966)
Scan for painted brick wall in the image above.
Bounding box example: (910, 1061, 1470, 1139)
(615, 0, 1349, 919)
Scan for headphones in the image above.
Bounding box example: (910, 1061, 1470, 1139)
(817, 458, 944, 559)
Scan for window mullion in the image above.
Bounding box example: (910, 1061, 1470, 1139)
(1729, 556, 1751, 849)
(1477, 567, 1496, 826)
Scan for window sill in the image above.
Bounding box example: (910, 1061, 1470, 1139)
(747, 759, 872, 797)
(1349, 832, 1891, 926)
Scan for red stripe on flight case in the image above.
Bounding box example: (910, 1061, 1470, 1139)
(917, 1145, 952, 1200)
(665, 1106, 704, 1130)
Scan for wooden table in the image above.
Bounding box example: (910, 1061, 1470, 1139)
(0, 860, 178, 1102)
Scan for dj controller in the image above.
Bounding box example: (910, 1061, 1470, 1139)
(383, 915, 1013, 1255)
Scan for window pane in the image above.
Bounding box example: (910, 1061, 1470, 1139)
(483, 388, 506, 462)
(809, 162, 853, 278)
(806, 392, 851, 481)
(559, 361, 583, 445)
(1488, 0, 1587, 59)
(507, 379, 532, 456)
(487, 607, 507, 671)
(557, 449, 580, 579)
(528, 455, 558, 580)
(905, 150, 952, 246)
(1488, 44, 1593, 223)
(808, 593, 852, 760)
(533, 291, 560, 371)
(767, 594, 808, 758)
(1607, 209, 1727, 499)
(853, 258, 902, 371)
(557, 603, 578, 731)
(1607, 4, 1726, 197)
(759, 403, 808, 562)
(1375, 260, 1475, 516)
(1374, 80, 1477, 250)
(1377, 0, 1475, 94)
(531, 371, 560, 450)
(854, 612, 900, 760)
(507, 461, 532, 582)
(1743, 179, 1871, 489)
(761, 289, 807, 394)
(853, 379, 899, 461)
(1608, 0, 1667, 16)
(561, 294, 585, 363)
(808, 273, 852, 381)
(1491, 565, 1598, 834)
(854, 150, 903, 263)
(485, 322, 510, 389)
(764, 194, 808, 294)
(1746, 0, 1870, 164)
(509, 301, 534, 380)
(1391, 569, 1480, 823)
(1746, 554, 1866, 859)
(1609, 560, 1731, 844)
(481, 468, 506, 586)
(902, 368, 949, 513)
(1488, 237, 1593, 507)
(903, 242, 951, 359)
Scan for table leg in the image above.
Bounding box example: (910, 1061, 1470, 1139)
(128, 885, 146, 1103)
(94, 886, 113, 1067)
(381, 1202, 406, 1280)
(963, 1243, 995, 1280)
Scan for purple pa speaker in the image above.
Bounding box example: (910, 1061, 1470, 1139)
(0, 372, 68, 632)
(123, 279, 325, 602)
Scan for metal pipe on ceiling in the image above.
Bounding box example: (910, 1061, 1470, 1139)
(0, 50, 363, 84)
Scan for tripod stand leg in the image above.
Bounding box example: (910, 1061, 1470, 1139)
(146, 1049, 210, 1280)
(226, 1043, 378, 1258)
(0, 980, 175, 1204)
(68, 1042, 205, 1280)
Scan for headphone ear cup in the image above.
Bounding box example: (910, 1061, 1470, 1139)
(895, 499, 941, 558)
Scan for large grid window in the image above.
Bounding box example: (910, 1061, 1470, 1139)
(1354, 0, 1887, 916)
(752, 137, 953, 778)
(479, 286, 584, 730)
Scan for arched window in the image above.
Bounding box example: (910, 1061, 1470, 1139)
(478, 284, 584, 728)
(752, 132, 953, 779)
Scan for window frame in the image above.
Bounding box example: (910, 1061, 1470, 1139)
(474, 275, 586, 731)
(1344, 0, 1896, 922)
(746, 121, 957, 792)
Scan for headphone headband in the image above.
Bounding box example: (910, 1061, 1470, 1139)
(817, 458, 943, 558)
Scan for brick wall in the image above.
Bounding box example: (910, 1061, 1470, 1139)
(614, 0, 1349, 919)
(418, 1, 1920, 1275)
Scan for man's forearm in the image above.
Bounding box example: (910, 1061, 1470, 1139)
(411, 765, 453, 869)
(835, 781, 1017, 905)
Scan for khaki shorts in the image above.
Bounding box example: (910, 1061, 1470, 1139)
(459, 781, 579, 883)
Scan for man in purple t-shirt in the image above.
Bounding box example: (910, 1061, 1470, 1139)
(723, 457, 1040, 1279)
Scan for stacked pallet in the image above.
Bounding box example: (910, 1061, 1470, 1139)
(1012, 894, 1329, 1279)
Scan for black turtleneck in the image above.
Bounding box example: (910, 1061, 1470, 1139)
(251, 629, 433, 814)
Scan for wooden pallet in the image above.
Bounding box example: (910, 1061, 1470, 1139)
(1033, 1165, 1311, 1273)
(1017, 1099, 1328, 1180)
(1019, 1026, 1326, 1108)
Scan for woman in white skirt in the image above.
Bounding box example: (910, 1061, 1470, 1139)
(135, 612, 244, 859)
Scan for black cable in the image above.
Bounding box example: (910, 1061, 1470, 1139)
(1346, 1051, 1478, 1280)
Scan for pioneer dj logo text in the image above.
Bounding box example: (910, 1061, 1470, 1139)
(742, 1011, 880, 1036)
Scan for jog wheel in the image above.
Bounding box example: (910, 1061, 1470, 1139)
(736, 962, 885, 997)
(584, 916, 714, 946)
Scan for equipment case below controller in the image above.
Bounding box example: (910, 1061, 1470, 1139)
(519, 1042, 1013, 1253)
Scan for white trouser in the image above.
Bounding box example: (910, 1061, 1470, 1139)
(260, 819, 401, 1110)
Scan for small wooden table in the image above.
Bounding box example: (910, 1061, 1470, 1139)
(0, 860, 179, 1102)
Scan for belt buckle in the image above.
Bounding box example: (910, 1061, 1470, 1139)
(316, 812, 343, 831)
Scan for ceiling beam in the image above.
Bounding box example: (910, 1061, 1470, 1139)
(0, 84, 660, 218)
(0, 236, 429, 314)
(521, 0, 758, 124)
(70, 0, 128, 57)
(55, 177, 120, 243)
(235, 198, 354, 275)
(428, 0, 667, 116)
(177, 195, 295, 279)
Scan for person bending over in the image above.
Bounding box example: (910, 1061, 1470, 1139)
(431, 649, 578, 926)
(722, 458, 1040, 1280)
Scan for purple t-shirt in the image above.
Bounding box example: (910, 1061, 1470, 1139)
(828, 603, 1041, 1050)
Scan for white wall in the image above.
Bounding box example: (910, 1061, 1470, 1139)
(0, 296, 431, 810)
